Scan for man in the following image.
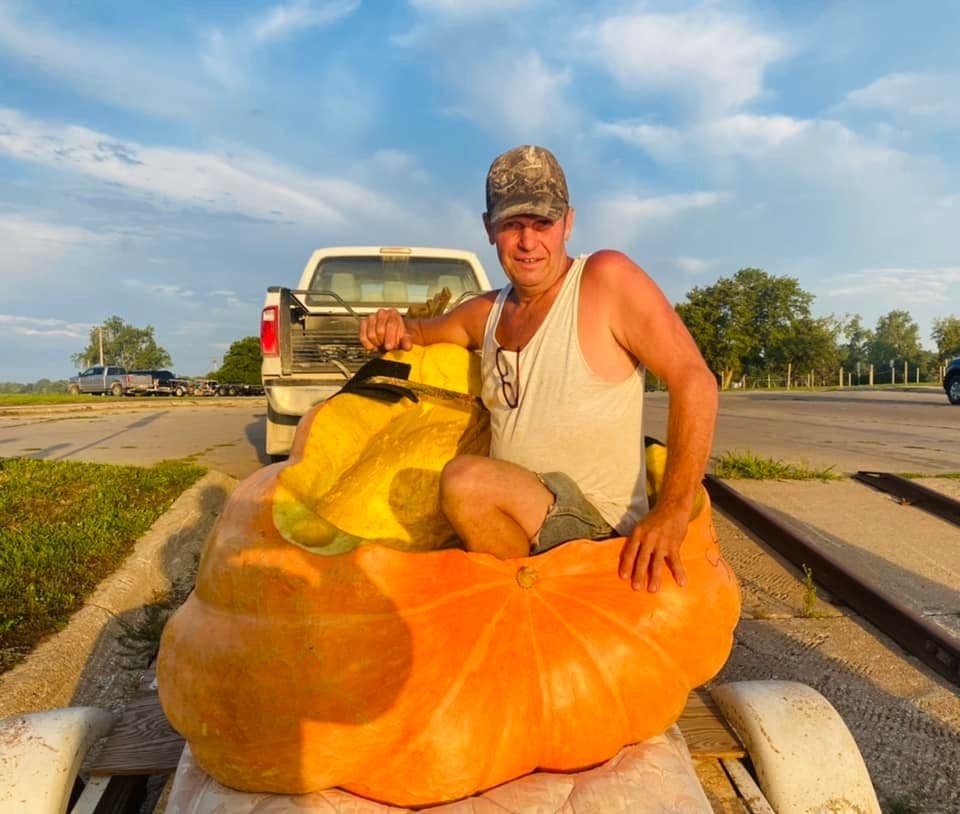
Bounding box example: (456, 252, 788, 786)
(359, 145, 717, 592)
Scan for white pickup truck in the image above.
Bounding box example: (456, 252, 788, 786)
(260, 246, 493, 459)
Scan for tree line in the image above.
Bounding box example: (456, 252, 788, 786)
(0, 320, 263, 393)
(676, 268, 960, 390)
(65, 317, 264, 385)
(7, 278, 960, 392)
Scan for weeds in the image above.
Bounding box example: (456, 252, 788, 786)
(714, 450, 839, 481)
(0, 457, 205, 673)
(800, 563, 820, 618)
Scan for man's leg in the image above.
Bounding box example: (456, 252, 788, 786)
(439, 455, 553, 558)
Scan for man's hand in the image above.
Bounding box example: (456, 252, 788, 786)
(359, 309, 414, 352)
(618, 505, 690, 592)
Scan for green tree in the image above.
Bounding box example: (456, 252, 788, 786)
(837, 314, 874, 372)
(931, 315, 960, 360)
(215, 337, 262, 385)
(675, 277, 745, 389)
(677, 268, 817, 389)
(868, 310, 922, 378)
(71, 316, 172, 371)
(779, 316, 842, 383)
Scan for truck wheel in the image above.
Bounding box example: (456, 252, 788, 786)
(110, 382, 123, 397)
(67, 384, 80, 396)
(174, 386, 186, 397)
(947, 374, 960, 405)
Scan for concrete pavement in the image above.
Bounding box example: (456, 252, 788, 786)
(710, 478, 960, 813)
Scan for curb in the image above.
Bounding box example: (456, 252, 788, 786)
(0, 470, 239, 719)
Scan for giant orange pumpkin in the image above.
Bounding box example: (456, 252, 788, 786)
(157, 344, 740, 807)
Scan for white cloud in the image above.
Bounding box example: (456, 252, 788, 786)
(122, 280, 196, 299)
(172, 321, 219, 337)
(203, 0, 360, 85)
(709, 114, 810, 153)
(252, 1, 358, 44)
(595, 121, 680, 157)
(675, 256, 710, 275)
(369, 149, 429, 182)
(441, 51, 576, 139)
(0, 108, 409, 230)
(0, 214, 114, 277)
(589, 190, 727, 247)
(0, 314, 92, 339)
(580, 11, 787, 116)
(597, 113, 809, 161)
(826, 266, 960, 304)
(206, 290, 257, 311)
(408, 0, 536, 18)
(598, 191, 726, 221)
(841, 72, 960, 124)
(0, 4, 210, 120)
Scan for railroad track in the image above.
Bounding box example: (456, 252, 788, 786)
(705, 473, 960, 687)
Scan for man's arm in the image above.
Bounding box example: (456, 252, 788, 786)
(359, 292, 496, 352)
(589, 251, 718, 592)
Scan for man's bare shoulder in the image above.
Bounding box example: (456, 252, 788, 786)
(582, 250, 656, 291)
(438, 288, 499, 347)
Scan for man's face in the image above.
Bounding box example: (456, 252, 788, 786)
(483, 208, 575, 288)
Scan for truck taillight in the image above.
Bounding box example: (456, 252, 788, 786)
(261, 306, 279, 356)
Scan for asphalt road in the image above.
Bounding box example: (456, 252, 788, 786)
(649, 387, 958, 475)
(0, 387, 956, 479)
(0, 400, 271, 480)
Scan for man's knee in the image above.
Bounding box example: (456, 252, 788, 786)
(440, 455, 486, 509)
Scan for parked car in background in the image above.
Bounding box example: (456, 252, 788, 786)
(127, 369, 180, 395)
(68, 366, 142, 396)
(944, 358, 960, 404)
(68, 367, 195, 397)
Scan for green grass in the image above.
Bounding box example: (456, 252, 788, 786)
(0, 457, 205, 673)
(0, 393, 115, 407)
(714, 449, 839, 480)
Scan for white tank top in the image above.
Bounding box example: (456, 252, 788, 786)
(480, 254, 649, 533)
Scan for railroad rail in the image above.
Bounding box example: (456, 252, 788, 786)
(704, 474, 960, 687)
(852, 470, 960, 526)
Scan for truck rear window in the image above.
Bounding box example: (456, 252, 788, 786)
(308, 257, 480, 307)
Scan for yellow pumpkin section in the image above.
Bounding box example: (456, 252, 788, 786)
(274, 344, 490, 554)
(273, 342, 701, 554)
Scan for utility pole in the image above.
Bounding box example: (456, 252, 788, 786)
(98, 327, 104, 365)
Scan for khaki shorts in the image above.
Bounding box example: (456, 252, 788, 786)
(533, 471, 615, 554)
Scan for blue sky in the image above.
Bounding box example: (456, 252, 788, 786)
(2, 0, 959, 382)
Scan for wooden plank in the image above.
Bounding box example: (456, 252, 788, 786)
(88, 674, 740, 776)
(677, 689, 745, 759)
(88, 666, 184, 777)
(721, 758, 776, 814)
(694, 758, 749, 814)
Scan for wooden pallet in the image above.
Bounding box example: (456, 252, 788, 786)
(83, 664, 745, 812)
(88, 665, 182, 778)
(88, 670, 743, 779)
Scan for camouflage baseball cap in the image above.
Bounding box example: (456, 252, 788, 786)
(485, 145, 569, 225)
